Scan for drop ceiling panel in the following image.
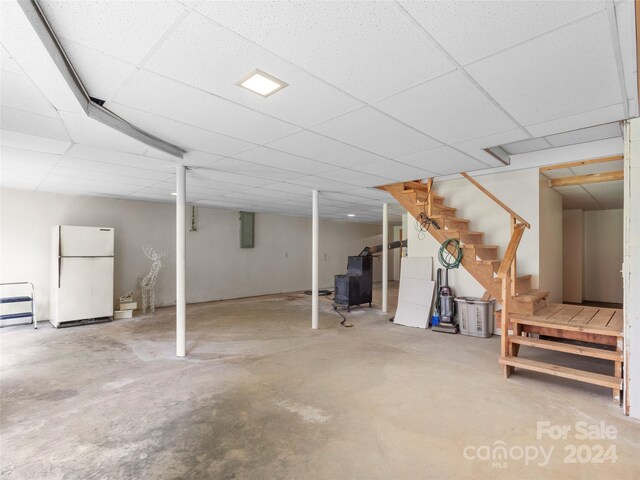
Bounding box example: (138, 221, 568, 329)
(374, 70, 517, 143)
(0, 146, 61, 168)
(144, 13, 363, 127)
(266, 130, 385, 168)
(399, 0, 603, 65)
(38, 175, 139, 196)
(0, 170, 49, 190)
(396, 145, 486, 175)
(313, 107, 440, 158)
(613, 0, 638, 104)
(66, 144, 175, 172)
(193, 0, 455, 102)
(0, 46, 22, 75)
(502, 138, 551, 155)
(349, 160, 435, 182)
(0, 130, 71, 155)
(545, 122, 622, 147)
(288, 175, 357, 191)
(189, 168, 275, 187)
(49, 166, 162, 187)
(56, 156, 169, 181)
(61, 42, 137, 101)
(452, 128, 530, 166)
(582, 180, 623, 209)
(59, 112, 150, 155)
(1, 107, 70, 141)
(0, 70, 58, 118)
(570, 160, 624, 176)
(466, 12, 623, 129)
(234, 147, 341, 175)
(315, 169, 395, 188)
(40, 0, 186, 64)
(110, 103, 255, 157)
(526, 104, 626, 138)
(541, 168, 573, 179)
(112, 70, 300, 144)
(207, 157, 305, 181)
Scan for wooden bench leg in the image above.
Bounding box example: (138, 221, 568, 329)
(613, 338, 623, 404)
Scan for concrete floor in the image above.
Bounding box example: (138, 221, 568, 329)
(1, 283, 639, 479)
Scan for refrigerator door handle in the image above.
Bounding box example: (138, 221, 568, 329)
(58, 257, 61, 288)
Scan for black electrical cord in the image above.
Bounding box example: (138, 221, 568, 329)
(303, 290, 353, 327)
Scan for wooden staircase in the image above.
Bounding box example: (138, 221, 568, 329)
(379, 177, 547, 316)
(379, 176, 624, 403)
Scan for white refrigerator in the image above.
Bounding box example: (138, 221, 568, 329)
(50, 226, 114, 327)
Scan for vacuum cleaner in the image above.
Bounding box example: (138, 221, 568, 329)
(432, 269, 459, 334)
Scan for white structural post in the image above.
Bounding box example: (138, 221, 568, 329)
(312, 190, 319, 329)
(382, 203, 389, 313)
(176, 165, 186, 357)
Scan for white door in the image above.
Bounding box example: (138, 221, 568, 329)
(92, 257, 114, 318)
(60, 226, 114, 257)
(57, 257, 94, 322)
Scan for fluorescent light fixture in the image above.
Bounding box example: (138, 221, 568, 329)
(237, 69, 288, 97)
(171, 192, 177, 196)
(347, 213, 356, 217)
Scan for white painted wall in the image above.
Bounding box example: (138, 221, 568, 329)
(539, 174, 563, 303)
(562, 209, 583, 303)
(583, 209, 624, 303)
(0, 188, 380, 319)
(407, 168, 541, 299)
(623, 118, 639, 418)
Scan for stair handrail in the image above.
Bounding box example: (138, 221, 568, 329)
(497, 224, 526, 278)
(460, 172, 530, 229)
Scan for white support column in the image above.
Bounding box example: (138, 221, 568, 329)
(312, 190, 319, 329)
(176, 165, 186, 357)
(382, 203, 389, 313)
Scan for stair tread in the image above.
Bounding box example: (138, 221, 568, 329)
(492, 274, 532, 281)
(499, 356, 622, 389)
(429, 215, 469, 222)
(514, 289, 549, 301)
(444, 230, 483, 235)
(508, 336, 622, 361)
(462, 244, 498, 249)
(479, 259, 501, 265)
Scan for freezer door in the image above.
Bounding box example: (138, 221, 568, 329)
(60, 226, 114, 257)
(54, 257, 114, 322)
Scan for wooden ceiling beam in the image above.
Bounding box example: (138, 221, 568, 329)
(550, 170, 624, 187)
(540, 154, 623, 172)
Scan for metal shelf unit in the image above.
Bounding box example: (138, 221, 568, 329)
(0, 282, 36, 329)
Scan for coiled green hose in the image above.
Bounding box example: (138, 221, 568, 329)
(438, 238, 463, 269)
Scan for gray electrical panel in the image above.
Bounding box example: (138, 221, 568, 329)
(239, 211, 255, 248)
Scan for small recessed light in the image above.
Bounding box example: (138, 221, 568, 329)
(237, 69, 288, 97)
(347, 214, 356, 217)
(171, 192, 177, 196)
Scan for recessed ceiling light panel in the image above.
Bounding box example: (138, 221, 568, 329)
(237, 69, 288, 97)
(347, 213, 356, 217)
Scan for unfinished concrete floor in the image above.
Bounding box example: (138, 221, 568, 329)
(2, 283, 639, 479)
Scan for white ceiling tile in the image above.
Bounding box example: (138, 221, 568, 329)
(349, 160, 435, 183)
(541, 168, 573, 180)
(61, 42, 137, 101)
(38, 175, 138, 195)
(112, 70, 300, 144)
(144, 13, 363, 127)
(261, 182, 315, 195)
(288, 175, 357, 191)
(0, 146, 60, 168)
(374, 70, 517, 143)
(452, 128, 530, 166)
(315, 169, 395, 188)
(396, 145, 487, 175)
(313, 107, 440, 158)
(207, 157, 305, 181)
(66, 144, 175, 172)
(59, 112, 150, 155)
(502, 138, 552, 155)
(613, 0, 637, 103)
(266, 130, 386, 168)
(1, 107, 70, 141)
(400, 0, 603, 65)
(110, 103, 255, 157)
(0, 130, 71, 155)
(56, 156, 169, 181)
(0, 70, 58, 118)
(193, 0, 455, 102)
(570, 160, 624, 176)
(545, 122, 622, 148)
(0, 46, 22, 75)
(234, 147, 340, 175)
(40, 0, 186, 64)
(188, 167, 276, 187)
(0, 1, 85, 114)
(466, 12, 623, 129)
(526, 104, 626, 138)
(49, 166, 160, 187)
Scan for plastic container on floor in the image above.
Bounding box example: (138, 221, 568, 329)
(455, 297, 495, 338)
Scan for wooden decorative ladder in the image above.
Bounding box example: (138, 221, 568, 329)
(379, 176, 624, 402)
